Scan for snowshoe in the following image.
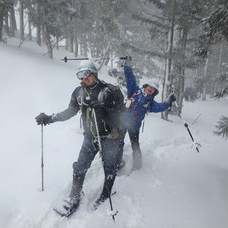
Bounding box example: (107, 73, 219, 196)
(53, 197, 81, 217)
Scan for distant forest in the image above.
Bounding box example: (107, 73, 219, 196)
(1, 0, 228, 116)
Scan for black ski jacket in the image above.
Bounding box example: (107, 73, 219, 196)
(52, 80, 124, 137)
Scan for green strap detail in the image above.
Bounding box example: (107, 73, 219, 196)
(86, 108, 90, 127)
(84, 88, 90, 99)
(86, 107, 96, 136)
(103, 121, 109, 132)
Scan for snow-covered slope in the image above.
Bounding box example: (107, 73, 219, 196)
(0, 39, 228, 228)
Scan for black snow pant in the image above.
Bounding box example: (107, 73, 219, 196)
(118, 129, 142, 170)
(73, 133, 120, 176)
(72, 132, 121, 200)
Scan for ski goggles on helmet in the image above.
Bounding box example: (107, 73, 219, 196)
(76, 69, 92, 80)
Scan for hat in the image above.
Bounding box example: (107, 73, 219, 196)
(142, 78, 159, 95)
(76, 60, 98, 77)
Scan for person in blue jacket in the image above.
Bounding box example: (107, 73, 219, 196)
(122, 56, 176, 170)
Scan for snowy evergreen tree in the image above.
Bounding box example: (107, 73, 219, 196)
(214, 116, 228, 140)
(200, 0, 228, 140)
(0, 0, 15, 41)
(202, 0, 228, 43)
(24, 0, 75, 58)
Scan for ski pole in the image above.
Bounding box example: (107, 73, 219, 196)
(174, 101, 200, 153)
(92, 109, 102, 155)
(61, 56, 127, 63)
(108, 193, 118, 222)
(92, 108, 118, 222)
(41, 124, 44, 191)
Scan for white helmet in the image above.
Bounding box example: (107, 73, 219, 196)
(76, 60, 98, 77)
(143, 78, 159, 95)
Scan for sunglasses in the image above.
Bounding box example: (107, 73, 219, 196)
(76, 70, 92, 80)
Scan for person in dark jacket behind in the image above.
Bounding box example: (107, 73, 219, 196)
(121, 56, 176, 170)
(35, 60, 124, 211)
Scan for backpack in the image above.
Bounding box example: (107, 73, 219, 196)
(97, 83, 125, 130)
(105, 83, 125, 111)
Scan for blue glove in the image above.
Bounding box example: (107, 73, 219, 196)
(122, 56, 132, 67)
(165, 93, 176, 104)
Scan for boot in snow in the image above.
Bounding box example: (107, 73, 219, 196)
(116, 159, 126, 176)
(94, 174, 116, 209)
(53, 174, 85, 217)
(69, 174, 85, 205)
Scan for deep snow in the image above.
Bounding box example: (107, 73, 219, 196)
(0, 39, 228, 228)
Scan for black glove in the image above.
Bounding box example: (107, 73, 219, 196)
(165, 93, 176, 104)
(122, 56, 132, 67)
(35, 113, 53, 125)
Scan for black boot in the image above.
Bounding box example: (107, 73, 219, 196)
(94, 175, 116, 209)
(69, 174, 85, 205)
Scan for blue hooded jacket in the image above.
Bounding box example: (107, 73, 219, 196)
(124, 66, 171, 132)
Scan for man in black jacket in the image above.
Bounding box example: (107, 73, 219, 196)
(36, 60, 124, 210)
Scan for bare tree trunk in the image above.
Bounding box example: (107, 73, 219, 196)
(9, 5, 16, 36)
(41, 5, 53, 58)
(104, 43, 111, 66)
(42, 26, 46, 43)
(11, 6, 16, 30)
(36, 2, 41, 46)
(176, 26, 188, 110)
(4, 11, 9, 35)
(202, 53, 209, 101)
(74, 34, 78, 57)
(70, 35, 74, 52)
(78, 34, 83, 55)
(80, 42, 83, 55)
(44, 26, 53, 59)
(161, 34, 169, 120)
(161, 0, 175, 120)
(65, 38, 69, 50)
(214, 41, 223, 94)
(0, 4, 5, 42)
(82, 33, 87, 56)
(110, 49, 114, 67)
(28, 11, 32, 40)
(56, 36, 59, 50)
(0, 20, 3, 42)
(19, 0, 24, 41)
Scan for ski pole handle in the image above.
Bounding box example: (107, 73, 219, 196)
(119, 57, 127, 60)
